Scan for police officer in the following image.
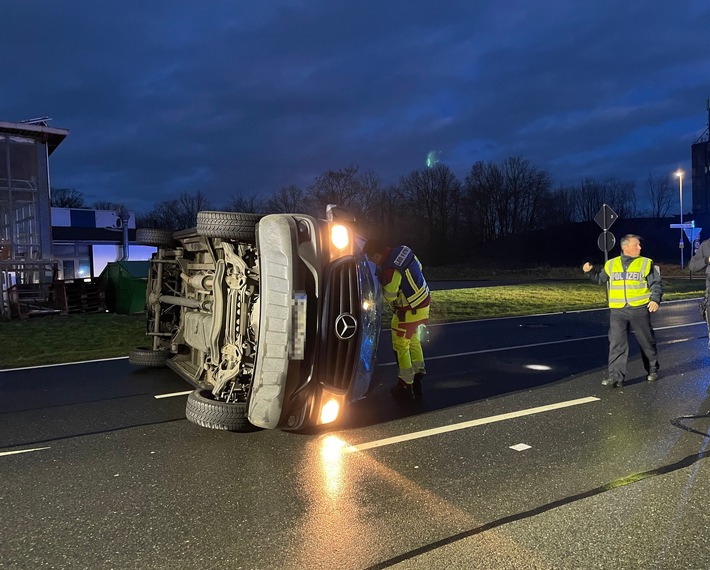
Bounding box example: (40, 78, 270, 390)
(363, 239, 430, 400)
(688, 236, 710, 351)
(582, 234, 661, 387)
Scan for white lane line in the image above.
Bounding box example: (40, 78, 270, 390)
(345, 396, 600, 453)
(0, 356, 128, 373)
(0, 447, 51, 458)
(379, 320, 706, 367)
(154, 390, 193, 399)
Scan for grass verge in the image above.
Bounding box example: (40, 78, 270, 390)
(0, 278, 703, 369)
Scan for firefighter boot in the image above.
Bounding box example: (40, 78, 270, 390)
(391, 378, 416, 401)
(412, 372, 424, 400)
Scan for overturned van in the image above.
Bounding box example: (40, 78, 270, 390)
(130, 205, 381, 432)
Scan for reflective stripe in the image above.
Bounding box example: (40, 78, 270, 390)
(382, 246, 430, 309)
(605, 256, 651, 308)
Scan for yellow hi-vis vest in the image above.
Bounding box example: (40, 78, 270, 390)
(604, 256, 652, 308)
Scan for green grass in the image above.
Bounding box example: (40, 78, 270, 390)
(0, 312, 146, 369)
(0, 277, 703, 369)
(425, 278, 703, 324)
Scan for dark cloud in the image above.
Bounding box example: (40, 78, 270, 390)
(2, 0, 708, 213)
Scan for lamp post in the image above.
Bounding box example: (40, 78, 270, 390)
(675, 169, 684, 268)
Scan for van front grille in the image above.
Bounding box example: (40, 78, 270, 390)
(320, 260, 359, 391)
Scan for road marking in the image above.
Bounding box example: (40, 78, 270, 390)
(379, 320, 706, 367)
(345, 396, 600, 453)
(0, 356, 128, 373)
(0, 447, 51, 457)
(510, 443, 532, 451)
(154, 390, 193, 399)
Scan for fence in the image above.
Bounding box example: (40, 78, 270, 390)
(0, 260, 58, 319)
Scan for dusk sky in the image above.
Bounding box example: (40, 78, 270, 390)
(2, 1, 709, 215)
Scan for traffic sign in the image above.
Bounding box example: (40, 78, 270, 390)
(597, 231, 616, 252)
(684, 226, 701, 245)
(594, 204, 618, 231)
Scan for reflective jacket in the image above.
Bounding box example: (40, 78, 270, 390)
(604, 256, 652, 308)
(380, 245, 430, 310)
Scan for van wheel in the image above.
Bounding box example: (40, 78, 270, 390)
(185, 389, 255, 432)
(128, 347, 170, 367)
(135, 228, 175, 248)
(196, 211, 262, 241)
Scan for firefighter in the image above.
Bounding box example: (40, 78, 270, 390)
(688, 236, 710, 351)
(582, 234, 661, 387)
(363, 239, 430, 400)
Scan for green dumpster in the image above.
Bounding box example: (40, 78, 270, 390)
(100, 261, 150, 315)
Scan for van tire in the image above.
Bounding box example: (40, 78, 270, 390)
(196, 211, 262, 241)
(185, 389, 254, 432)
(128, 347, 170, 367)
(135, 228, 175, 248)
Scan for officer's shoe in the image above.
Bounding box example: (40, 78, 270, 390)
(412, 373, 424, 400)
(391, 378, 416, 401)
(602, 377, 623, 388)
(646, 372, 658, 382)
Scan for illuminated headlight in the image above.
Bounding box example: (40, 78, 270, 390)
(317, 386, 346, 425)
(330, 224, 350, 251)
(320, 398, 340, 424)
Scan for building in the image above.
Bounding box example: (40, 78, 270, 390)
(51, 206, 142, 280)
(0, 118, 153, 317)
(0, 118, 67, 263)
(691, 100, 710, 222)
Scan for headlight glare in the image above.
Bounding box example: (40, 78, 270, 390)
(330, 224, 350, 250)
(320, 398, 340, 424)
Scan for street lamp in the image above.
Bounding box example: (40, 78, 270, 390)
(675, 169, 684, 268)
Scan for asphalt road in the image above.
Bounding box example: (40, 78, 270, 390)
(2, 300, 710, 569)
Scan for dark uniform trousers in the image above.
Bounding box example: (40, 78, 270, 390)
(608, 305, 659, 383)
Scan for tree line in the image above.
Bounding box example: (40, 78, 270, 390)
(51, 157, 678, 266)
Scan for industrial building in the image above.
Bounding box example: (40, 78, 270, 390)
(0, 118, 149, 318)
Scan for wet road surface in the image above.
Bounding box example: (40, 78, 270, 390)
(2, 299, 710, 569)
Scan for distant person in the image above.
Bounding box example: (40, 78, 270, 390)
(582, 234, 661, 387)
(363, 239, 430, 400)
(688, 236, 710, 351)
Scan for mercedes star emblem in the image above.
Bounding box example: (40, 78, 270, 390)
(334, 313, 358, 340)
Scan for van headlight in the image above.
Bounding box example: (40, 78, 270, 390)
(328, 223, 353, 261)
(320, 398, 340, 424)
(330, 224, 350, 250)
(318, 387, 347, 425)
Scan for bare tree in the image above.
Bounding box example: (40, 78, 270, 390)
(175, 191, 213, 228)
(226, 191, 266, 214)
(572, 177, 637, 221)
(357, 184, 405, 244)
(573, 178, 606, 222)
(92, 201, 126, 211)
(138, 191, 213, 230)
(645, 171, 674, 218)
(605, 178, 637, 219)
(463, 160, 502, 242)
(51, 188, 85, 208)
(463, 157, 551, 242)
(305, 165, 366, 216)
(265, 185, 305, 213)
(536, 185, 577, 227)
(498, 156, 552, 234)
(398, 164, 461, 261)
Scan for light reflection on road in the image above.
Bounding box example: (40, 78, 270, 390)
(279, 431, 559, 569)
(320, 435, 346, 498)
